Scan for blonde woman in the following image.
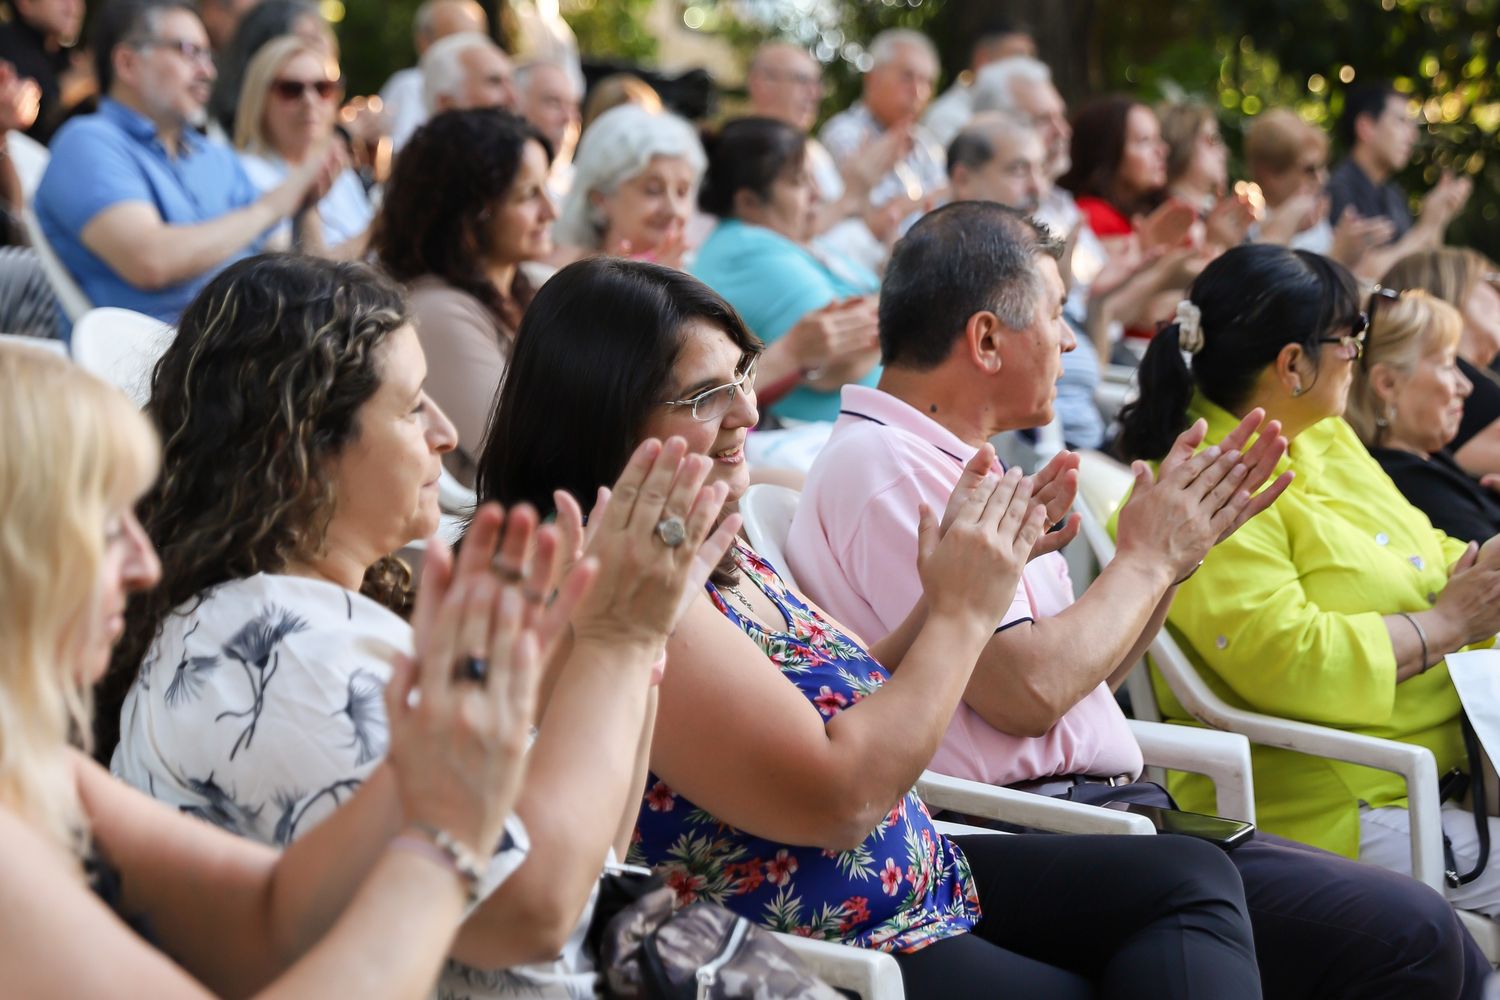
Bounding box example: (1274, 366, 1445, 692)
(0, 342, 540, 998)
(1348, 289, 1500, 542)
(235, 34, 372, 258)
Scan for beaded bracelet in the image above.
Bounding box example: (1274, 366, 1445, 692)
(390, 823, 485, 905)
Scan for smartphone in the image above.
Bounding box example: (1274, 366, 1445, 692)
(1104, 801, 1255, 851)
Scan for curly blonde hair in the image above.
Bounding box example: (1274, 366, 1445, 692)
(0, 343, 159, 860)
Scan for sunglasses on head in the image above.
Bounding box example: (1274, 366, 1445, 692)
(271, 78, 340, 101)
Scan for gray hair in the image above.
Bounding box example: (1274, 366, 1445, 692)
(946, 111, 1038, 177)
(868, 28, 939, 71)
(555, 103, 706, 249)
(420, 31, 499, 113)
(514, 58, 569, 95)
(971, 56, 1053, 115)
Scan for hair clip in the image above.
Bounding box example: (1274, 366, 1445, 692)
(1175, 299, 1204, 355)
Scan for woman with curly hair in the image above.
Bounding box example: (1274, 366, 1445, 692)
(100, 252, 741, 996)
(374, 108, 555, 485)
(0, 341, 543, 997)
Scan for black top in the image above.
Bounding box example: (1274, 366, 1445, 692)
(0, 13, 73, 143)
(1371, 445, 1500, 544)
(1327, 157, 1412, 240)
(1451, 357, 1500, 456)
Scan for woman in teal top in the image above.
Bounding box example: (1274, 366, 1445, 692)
(1115, 243, 1500, 917)
(693, 117, 882, 424)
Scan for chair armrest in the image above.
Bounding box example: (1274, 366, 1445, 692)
(772, 933, 904, 1000)
(1128, 720, 1256, 823)
(917, 770, 1155, 836)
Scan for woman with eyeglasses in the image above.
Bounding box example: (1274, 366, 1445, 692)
(1116, 243, 1500, 917)
(234, 35, 371, 259)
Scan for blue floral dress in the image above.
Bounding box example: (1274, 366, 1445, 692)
(628, 545, 981, 953)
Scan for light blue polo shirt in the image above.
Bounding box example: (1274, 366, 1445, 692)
(35, 98, 262, 324)
(692, 218, 881, 423)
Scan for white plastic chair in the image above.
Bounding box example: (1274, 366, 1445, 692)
(739, 483, 1258, 826)
(1071, 449, 1500, 959)
(69, 307, 175, 408)
(6, 130, 48, 203)
(22, 205, 90, 322)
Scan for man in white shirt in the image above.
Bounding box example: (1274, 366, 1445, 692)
(514, 59, 579, 198)
(922, 18, 1036, 148)
(379, 0, 487, 149)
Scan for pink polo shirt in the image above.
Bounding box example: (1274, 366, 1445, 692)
(787, 385, 1142, 786)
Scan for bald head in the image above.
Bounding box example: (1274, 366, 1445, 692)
(747, 42, 823, 133)
(414, 0, 486, 54)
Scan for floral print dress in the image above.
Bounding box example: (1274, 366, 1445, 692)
(628, 545, 982, 953)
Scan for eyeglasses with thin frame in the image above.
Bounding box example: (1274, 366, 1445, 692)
(136, 36, 214, 66)
(663, 356, 758, 422)
(1317, 309, 1371, 363)
(1339, 284, 1401, 368)
(271, 77, 342, 102)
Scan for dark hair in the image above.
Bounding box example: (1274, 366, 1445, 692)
(974, 16, 1031, 52)
(1338, 80, 1401, 150)
(946, 126, 996, 178)
(879, 201, 1063, 371)
(92, 0, 196, 95)
(375, 108, 552, 334)
(100, 254, 411, 756)
(208, 0, 322, 134)
(698, 116, 808, 218)
(476, 257, 759, 524)
(1116, 243, 1361, 461)
(1057, 94, 1159, 217)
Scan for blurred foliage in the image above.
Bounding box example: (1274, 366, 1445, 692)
(561, 0, 660, 63)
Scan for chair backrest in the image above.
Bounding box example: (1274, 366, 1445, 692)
(6, 131, 48, 203)
(739, 483, 803, 592)
(70, 307, 175, 408)
(22, 205, 90, 322)
(0, 332, 68, 357)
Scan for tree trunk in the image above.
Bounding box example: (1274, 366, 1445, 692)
(931, 0, 1100, 105)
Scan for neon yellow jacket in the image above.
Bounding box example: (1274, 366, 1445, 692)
(1111, 395, 1477, 857)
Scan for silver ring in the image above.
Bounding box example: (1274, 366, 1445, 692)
(655, 515, 687, 547)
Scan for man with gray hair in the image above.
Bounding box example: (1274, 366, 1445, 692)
(514, 58, 580, 196)
(969, 56, 1073, 233)
(379, 0, 488, 148)
(921, 18, 1037, 147)
(421, 31, 516, 119)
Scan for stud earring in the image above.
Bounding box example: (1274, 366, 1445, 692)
(1375, 403, 1395, 428)
(1290, 383, 1304, 397)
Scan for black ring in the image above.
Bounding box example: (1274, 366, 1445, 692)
(456, 654, 488, 683)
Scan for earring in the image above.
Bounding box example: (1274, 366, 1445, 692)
(1290, 383, 1304, 397)
(1375, 403, 1395, 428)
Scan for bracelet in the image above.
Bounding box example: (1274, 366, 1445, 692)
(801, 365, 826, 381)
(1172, 560, 1204, 586)
(391, 823, 485, 904)
(1399, 612, 1430, 673)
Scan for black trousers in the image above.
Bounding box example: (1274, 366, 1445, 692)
(892, 832, 1261, 999)
(1055, 780, 1487, 1000)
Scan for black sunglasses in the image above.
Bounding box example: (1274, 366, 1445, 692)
(271, 78, 341, 101)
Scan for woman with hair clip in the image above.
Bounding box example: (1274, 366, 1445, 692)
(100, 253, 741, 997)
(0, 341, 538, 997)
(477, 255, 1268, 1000)
(1115, 242, 1500, 924)
(375, 108, 557, 486)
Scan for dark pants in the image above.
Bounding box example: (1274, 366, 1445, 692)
(1057, 780, 1489, 1000)
(892, 833, 1261, 999)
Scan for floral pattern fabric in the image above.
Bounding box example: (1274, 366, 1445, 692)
(628, 545, 981, 954)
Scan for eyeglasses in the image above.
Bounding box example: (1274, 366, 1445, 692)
(1317, 312, 1369, 363)
(270, 78, 341, 101)
(137, 36, 214, 66)
(1343, 284, 1403, 367)
(663, 356, 758, 422)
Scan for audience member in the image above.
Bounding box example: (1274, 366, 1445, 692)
(555, 101, 703, 265)
(0, 0, 87, 141)
(476, 254, 1264, 998)
(1059, 95, 1169, 244)
(34, 0, 336, 322)
(1382, 249, 1500, 477)
(513, 58, 578, 195)
(922, 17, 1037, 147)
(1348, 288, 1500, 543)
(207, 0, 333, 137)
(196, 0, 256, 53)
(234, 34, 371, 258)
(0, 339, 539, 998)
(102, 253, 739, 997)
(693, 116, 880, 424)
(420, 30, 513, 119)
(379, 0, 486, 149)
(791, 202, 1488, 998)
(1244, 107, 1392, 272)
(1329, 81, 1470, 247)
(1158, 100, 1226, 212)
(578, 70, 658, 132)
(1117, 243, 1500, 916)
(375, 109, 555, 485)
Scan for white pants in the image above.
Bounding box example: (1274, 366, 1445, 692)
(1359, 801, 1500, 917)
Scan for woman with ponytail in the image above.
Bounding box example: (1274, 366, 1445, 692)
(1115, 243, 1500, 918)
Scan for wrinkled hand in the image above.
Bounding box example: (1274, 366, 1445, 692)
(1029, 449, 1082, 559)
(786, 296, 880, 373)
(385, 562, 540, 857)
(917, 465, 1048, 628)
(1437, 541, 1500, 646)
(1115, 409, 1292, 580)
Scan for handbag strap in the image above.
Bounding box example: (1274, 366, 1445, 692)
(1445, 712, 1491, 888)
